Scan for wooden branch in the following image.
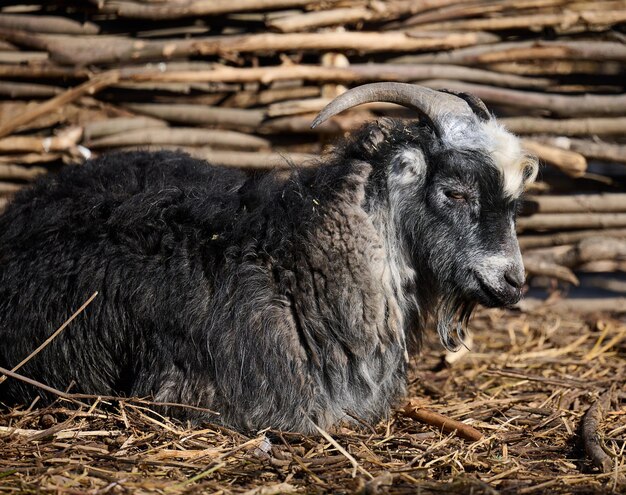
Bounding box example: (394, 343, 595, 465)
(112, 146, 315, 169)
(535, 137, 626, 165)
(99, 0, 329, 20)
(127, 62, 550, 88)
(267, 7, 374, 32)
(387, 0, 571, 29)
(522, 140, 587, 177)
(0, 81, 62, 98)
(519, 229, 626, 250)
(0, 181, 22, 194)
(0, 164, 47, 181)
(0, 127, 82, 153)
(222, 86, 320, 108)
(578, 260, 626, 273)
(260, 113, 370, 134)
(88, 128, 271, 150)
(125, 103, 265, 129)
(0, 63, 88, 80)
(500, 116, 626, 137)
(524, 237, 626, 285)
(519, 297, 626, 313)
(523, 257, 579, 285)
(0, 71, 119, 139)
(183, 149, 315, 168)
(0, 152, 62, 165)
(0, 101, 96, 133)
(0, 51, 48, 64)
(414, 10, 626, 32)
(472, 42, 626, 64)
(193, 31, 500, 56)
(401, 400, 483, 442)
(524, 194, 626, 214)
(84, 117, 168, 140)
(0, 14, 99, 35)
(0, 29, 214, 66)
(518, 213, 626, 232)
(103, 0, 463, 21)
(390, 40, 626, 65)
(423, 80, 626, 117)
(559, 237, 626, 267)
(581, 397, 613, 473)
(486, 60, 623, 77)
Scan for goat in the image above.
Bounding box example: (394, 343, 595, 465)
(0, 83, 537, 433)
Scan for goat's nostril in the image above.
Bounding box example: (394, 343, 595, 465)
(504, 270, 524, 289)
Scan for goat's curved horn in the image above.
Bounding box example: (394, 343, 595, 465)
(310, 82, 488, 131)
(438, 89, 491, 121)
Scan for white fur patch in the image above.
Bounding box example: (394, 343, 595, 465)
(479, 120, 538, 198)
(393, 148, 426, 185)
(438, 115, 538, 199)
(476, 254, 512, 280)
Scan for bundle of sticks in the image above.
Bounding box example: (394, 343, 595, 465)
(0, 0, 624, 299)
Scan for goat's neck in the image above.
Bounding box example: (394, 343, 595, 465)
(368, 204, 422, 335)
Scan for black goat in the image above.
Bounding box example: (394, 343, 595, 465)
(0, 83, 537, 433)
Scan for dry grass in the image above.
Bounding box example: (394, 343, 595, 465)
(1, 307, 625, 494)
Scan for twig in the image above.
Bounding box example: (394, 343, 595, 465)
(522, 257, 579, 285)
(0, 164, 47, 181)
(193, 31, 499, 56)
(391, 40, 626, 65)
(413, 10, 626, 32)
(311, 422, 373, 479)
(101, 0, 324, 19)
(524, 194, 626, 214)
(0, 71, 120, 139)
(0, 14, 99, 35)
(501, 116, 626, 136)
(517, 213, 626, 232)
(0, 366, 220, 415)
(519, 228, 626, 249)
(0, 292, 99, 385)
(519, 297, 626, 314)
(401, 400, 483, 442)
(129, 63, 551, 89)
(125, 103, 265, 129)
(88, 128, 270, 150)
(581, 396, 613, 473)
(534, 137, 626, 165)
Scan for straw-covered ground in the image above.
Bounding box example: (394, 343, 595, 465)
(1, 306, 624, 494)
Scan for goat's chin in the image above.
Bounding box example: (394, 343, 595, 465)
(472, 272, 522, 308)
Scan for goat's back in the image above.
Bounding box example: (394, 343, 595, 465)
(0, 151, 248, 404)
(0, 150, 407, 433)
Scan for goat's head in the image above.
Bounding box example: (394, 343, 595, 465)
(313, 83, 538, 349)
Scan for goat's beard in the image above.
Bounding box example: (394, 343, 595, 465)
(436, 294, 476, 351)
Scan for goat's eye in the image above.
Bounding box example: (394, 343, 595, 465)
(445, 190, 467, 202)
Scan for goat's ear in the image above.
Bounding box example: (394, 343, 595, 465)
(521, 153, 539, 188)
(391, 148, 427, 183)
(362, 118, 394, 153)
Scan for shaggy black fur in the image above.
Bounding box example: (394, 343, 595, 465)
(0, 119, 524, 433)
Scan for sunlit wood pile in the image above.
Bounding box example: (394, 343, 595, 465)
(0, 0, 625, 299)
